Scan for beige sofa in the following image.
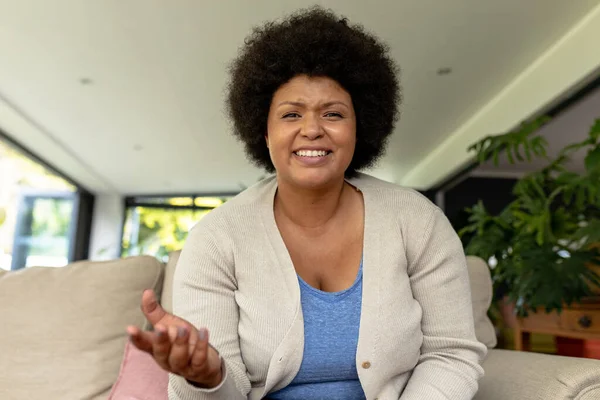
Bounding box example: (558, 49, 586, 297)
(0, 253, 599, 399)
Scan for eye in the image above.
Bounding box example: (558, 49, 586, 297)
(282, 112, 301, 119)
(324, 112, 343, 118)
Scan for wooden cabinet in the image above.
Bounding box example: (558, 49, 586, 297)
(560, 309, 600, 334)
(511, 299, 600, 352)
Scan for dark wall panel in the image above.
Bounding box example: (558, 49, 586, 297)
(443, 177, 518, 231)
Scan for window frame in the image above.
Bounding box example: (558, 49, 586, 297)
(0, 129, 95, 265)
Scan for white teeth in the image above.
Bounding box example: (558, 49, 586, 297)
(295, 150, 328, 157)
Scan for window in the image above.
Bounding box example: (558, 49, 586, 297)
(121, 195, 234, 262)
(0, 136, 80, 270)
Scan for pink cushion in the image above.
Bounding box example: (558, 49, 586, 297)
(109, 340, 168, 400)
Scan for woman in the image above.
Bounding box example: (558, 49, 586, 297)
(128, 7, 486, 400)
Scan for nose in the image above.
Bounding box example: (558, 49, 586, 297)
(301, 113, 323, 140)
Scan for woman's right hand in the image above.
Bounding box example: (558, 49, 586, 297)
(127, 289, 223, 388)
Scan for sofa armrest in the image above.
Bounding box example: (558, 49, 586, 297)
(476, 349, 600, 400)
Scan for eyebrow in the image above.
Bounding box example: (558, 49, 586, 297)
(276, 100, 349, 109)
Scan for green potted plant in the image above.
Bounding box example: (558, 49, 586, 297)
(460, 117, 600, 319)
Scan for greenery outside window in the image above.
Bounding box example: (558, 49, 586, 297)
(121, 195, 234, 261)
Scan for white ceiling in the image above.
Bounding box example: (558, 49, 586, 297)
(0, 0, 599, 194)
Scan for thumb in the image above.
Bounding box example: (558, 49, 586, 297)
(141, 289, 167, 325)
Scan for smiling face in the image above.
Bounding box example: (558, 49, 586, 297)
(266, 75, 357, 189)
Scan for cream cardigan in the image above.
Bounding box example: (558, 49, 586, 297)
(169, 173, 487, 400)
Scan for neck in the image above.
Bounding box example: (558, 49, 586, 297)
(274, 176, 348, 228)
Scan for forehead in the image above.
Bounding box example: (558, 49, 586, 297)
(273, 75, 351, 102)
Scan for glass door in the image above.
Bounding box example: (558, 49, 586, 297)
(10, 191, 77, 270)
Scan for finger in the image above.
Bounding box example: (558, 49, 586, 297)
(127, 326, 153, 353)
(168, 325, 179, 342)
(163, 324, 197, 357)
(188, 327, 199, 357)
(190, 328, 210, 371)
(168, 327, 191, 373)
(141, 289, 167, 326)
(151, 324, 172, 370)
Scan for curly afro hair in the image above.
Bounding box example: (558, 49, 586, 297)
(226, 6, 401, 176)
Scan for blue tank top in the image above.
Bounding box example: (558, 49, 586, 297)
(269, 261, 366, 400)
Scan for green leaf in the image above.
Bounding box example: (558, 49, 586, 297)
(590, 118, 600, 141)
(532, 137, 548, 157)
(585, 146, 600, 172)
(506, 148, 515, 164)
(572, 219, 600, 246)
(467, 117, 550, 166)
(511, 143, 520, 161)
(462, 117, 600, 316)
(492, 149, 500, 166)
(523, 141, 532, 161)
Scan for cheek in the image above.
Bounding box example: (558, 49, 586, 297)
(341, 129, 357, 162)
(266, 135, 285, 155)
(347, 140, 357, 162)
(267, 124, 293, 149)
(265, 130, 288, 165)
(341, 126, 357, 151)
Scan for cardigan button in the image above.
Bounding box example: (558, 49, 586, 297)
(361, 361, 371, 369)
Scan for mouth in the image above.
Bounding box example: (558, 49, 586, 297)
(292, 149, 332, 166)
(293, 150, 332, 157)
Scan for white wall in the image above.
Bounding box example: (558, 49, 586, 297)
(88, 193, 124, 260)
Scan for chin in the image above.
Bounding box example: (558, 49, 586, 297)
(285, 168, 343, 189)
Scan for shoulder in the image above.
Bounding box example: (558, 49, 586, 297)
(350, 172, 439, 216)
(352, 173, 449, 257)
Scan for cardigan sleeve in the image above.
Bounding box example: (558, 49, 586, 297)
(400, 208, 487, 400)
(168, 222, 249, 400)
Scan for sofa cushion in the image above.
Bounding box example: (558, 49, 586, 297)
(477, 349, 600, 400)
(160, 250, 180, 313)
(109, 340, 168, 400)
(466, 255, 497, 349)
(0, 256, 164, 400)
